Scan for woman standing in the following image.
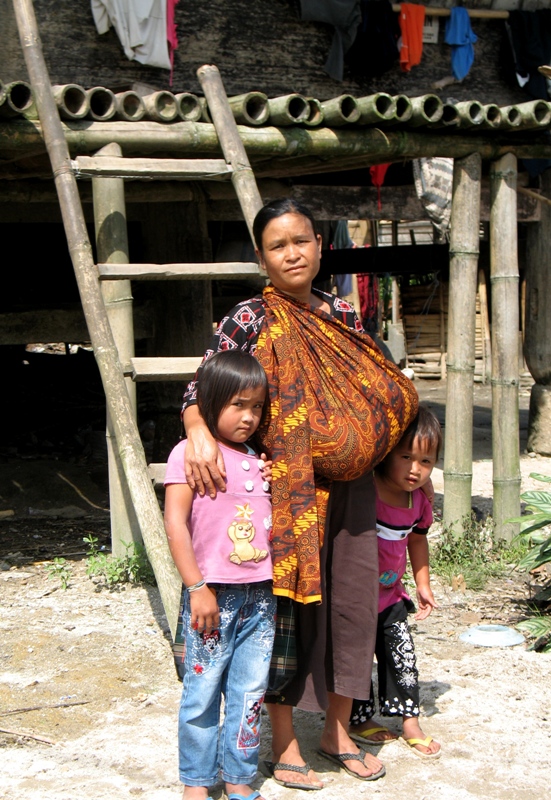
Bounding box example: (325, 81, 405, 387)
(181, 199, 417, 788)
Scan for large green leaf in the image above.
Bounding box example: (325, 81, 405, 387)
(517, 515, 551, 535)
(529, 473, 551, 483)
(520, 491, 551, 516)
(518, 540, 551, 570)
(517, 618, 551, 638)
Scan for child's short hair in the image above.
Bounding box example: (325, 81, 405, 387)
(197, 351, 268, 438)
(401, 405, 442, 459)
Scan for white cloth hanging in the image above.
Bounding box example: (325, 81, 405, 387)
(91, 0, 171, 70)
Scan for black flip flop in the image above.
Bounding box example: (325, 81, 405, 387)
(316, 749, 386, 781)
(263, 760, 322, 791)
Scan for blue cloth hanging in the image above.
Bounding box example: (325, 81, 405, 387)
(445, 7, 478, 81)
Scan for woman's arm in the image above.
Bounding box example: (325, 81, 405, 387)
(164, 483, 220, 631)
(182, 405, 227, 498)
(407, 532, 438, 621)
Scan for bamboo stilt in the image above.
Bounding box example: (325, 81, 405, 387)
(443, 153, 482, 531)
(13, 0, 182, 634)
(92, 142, 141, 557)
(490, 153, 521, 540)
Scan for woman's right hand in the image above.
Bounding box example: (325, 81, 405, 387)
(183, 406, 227, 498)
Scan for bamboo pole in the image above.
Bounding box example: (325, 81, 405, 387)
(12, 0, 182, 634)
(500, 100, 551, 131)
(227, 92, 269, 126)
(267, 93, 309, 125)
(453, 101, 484, 129)
(174, 92, 202, 122)
(357, 93, 395, 126)
(0, 80, 34, 118)
(114, 91, 145, 122)
(482, 104, 502, 129)
(197, 64, 263, 242)
(392, 95, 413, 124)
(142, 91, 178, 122)
(303, 97, 324, 127)
(92, 142, 141, 557)
(52, 84, 89, 119)
(320, 94, 360, 126)
(86, 87, 116, 121)
(477, 268, 491, 383)
(443, 153, 482, 532)
(490, 153, 521, 540)
(408, 95, 443, 127)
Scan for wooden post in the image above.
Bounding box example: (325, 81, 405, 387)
(13, 0, 182, 635)
(92, 142, 141, 557)
(525, 168, 551, 455)
(490, 153, 521, 540)
(443, 153, 481, 531)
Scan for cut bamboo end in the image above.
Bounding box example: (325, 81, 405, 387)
(52, 84, 90, 119)
(302, 97, 324, 127)
(114, 91, 145, 122)
(453, 100, 485, 129)
(408, 94, 444, 127)
(482, 104, 502, 129)
(439, 103, 460, 127)
(0, 79, 5, 106)
(86, 86, 116, 121)
(357, 93, 395, 125)
(391, 94, 413, 124)
(0, 80, 34, 118)
(199, 96, 212, 123)
(267, 93, 309, 125)
(174, 92, 201, 122)
(142, 91, 178, 122)
(320, 94, 360, 126)
(227, 92, 269, 126)
(499, 105, 522, 128)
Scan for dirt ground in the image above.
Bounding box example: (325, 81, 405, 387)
(1, 379, 551, 800)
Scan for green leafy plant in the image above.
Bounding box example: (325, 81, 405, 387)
(45, 557, 72, 590)
(84, 534, 155, 588)
(508, 473, 551, 652)
(430, 513, 525, 591)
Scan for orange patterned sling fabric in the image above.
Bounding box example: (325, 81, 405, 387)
(255, 286, 418, 604)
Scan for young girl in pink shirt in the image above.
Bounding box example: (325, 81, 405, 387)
(349, 406, 442, 759)
(164, 351, 275, 800)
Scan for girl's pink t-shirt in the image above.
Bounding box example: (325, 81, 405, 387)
(164, 440, 273, 584)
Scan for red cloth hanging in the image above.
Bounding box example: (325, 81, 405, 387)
(167, 0, 180, 86)
(399, 3, 425, 72)
(370, 163, 391, 211)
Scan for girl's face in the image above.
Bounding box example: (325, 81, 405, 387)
(380, 436, 437, 496)
(216, 385, 266, 449)
(256, 212, 322, 299)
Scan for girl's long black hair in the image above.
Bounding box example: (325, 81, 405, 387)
(196, 350, 268, 438)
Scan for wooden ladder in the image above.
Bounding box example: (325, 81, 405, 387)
(14, 1, 263, 636)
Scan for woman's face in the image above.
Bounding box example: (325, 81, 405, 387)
(256, 212, 322, 298)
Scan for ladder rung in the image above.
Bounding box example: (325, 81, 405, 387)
(98, 262, 260, 280)
(73, 156, 232, 180)
(128, 356, 202, 381)
(148, 463, 167, 487)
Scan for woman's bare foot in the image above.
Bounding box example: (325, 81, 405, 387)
(349, 719, 398, 744)
(267, 704, 323, 789)
(320, 694, 384, 779)
(402, 716, 441, 756)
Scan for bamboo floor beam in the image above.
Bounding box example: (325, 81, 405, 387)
(490, 153, 521, 540)
(97, 262, 260, 280)
(443, 153, 482, 531)
(12, 0, 182, 636)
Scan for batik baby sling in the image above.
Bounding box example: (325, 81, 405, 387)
(256, 285, 418, 604)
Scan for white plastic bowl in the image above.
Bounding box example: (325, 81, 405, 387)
(459, 624, 524, 647)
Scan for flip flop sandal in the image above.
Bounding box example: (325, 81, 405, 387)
(349, 726, 398, 746)
(227, 792, 264, 800)
(399, 735, 442, 760)
(316, 749, 386, 781)
(263, 760, 322, 791)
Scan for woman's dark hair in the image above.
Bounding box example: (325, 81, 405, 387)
(399, 405, 443, 459)
(196, 350, 268, 438)
(252, 197, 317, 252)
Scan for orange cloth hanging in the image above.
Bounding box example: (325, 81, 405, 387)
(399, 3, 425, 72)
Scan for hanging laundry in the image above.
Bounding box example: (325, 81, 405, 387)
(357, 272, 378, 333)
(299, 1, 361, 81)
(166, 0, 180, 86)
(505, 9, 551, 100)
(444, 6, 478, 81)
(370, 163, 391, 211)
(345, 0, 400, 79)
(91, 0, 171, 71)
(330, 220, 354, 297)
(412, 158, 454, 243)
(398, 3, 425, 72)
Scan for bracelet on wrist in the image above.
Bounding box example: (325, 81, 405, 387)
(187, 579, 206, 593)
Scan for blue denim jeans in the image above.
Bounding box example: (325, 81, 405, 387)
(178, 581, 276, 787)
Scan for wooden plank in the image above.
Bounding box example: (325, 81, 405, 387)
(98, 261, 261, 280)
(148, 463, 167, 486)
(73, 156, 232, 180)
(129, 356, 202, 381)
